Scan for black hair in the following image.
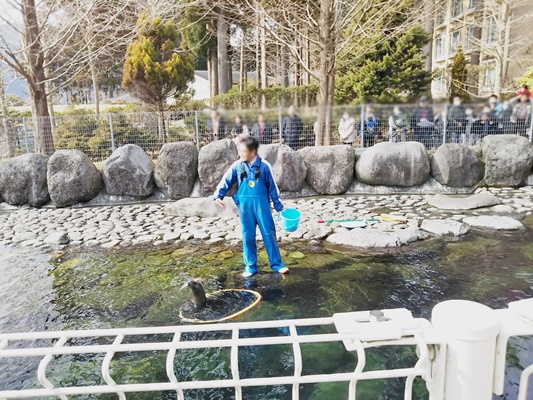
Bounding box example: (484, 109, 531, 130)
(522, 84, 529, 89)
(490, 94, 498, 99)
(240, 136, 259, 152)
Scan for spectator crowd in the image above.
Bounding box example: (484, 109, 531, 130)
(204, 85, 533, 149)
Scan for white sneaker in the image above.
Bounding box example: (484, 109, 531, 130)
(277, 267, 290, 274)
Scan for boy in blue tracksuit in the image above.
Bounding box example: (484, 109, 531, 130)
(214, 136, 288, 278)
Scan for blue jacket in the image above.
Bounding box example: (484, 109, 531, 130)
(213, 157, 284, 212)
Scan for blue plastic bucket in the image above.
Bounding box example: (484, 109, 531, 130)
(279, 208, 301, 232)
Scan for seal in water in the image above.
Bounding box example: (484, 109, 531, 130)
(179, 280, 262, 323)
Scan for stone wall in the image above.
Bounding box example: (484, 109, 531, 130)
(1, 135, 533, 208)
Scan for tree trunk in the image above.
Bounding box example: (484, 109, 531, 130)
(239, 35, 245, 92)
(208, 47, 219, 98)
(424, 0, 434, 72)
(217, 4, 230, 94)
(22, 0, 54, 155)
(89, 45, 100, 117)
(260, 11, 267, 109)
(0, 77, 15, 158)
(316, 0, 335, 146)
(158, 109, 166, 145)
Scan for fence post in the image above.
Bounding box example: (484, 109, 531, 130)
(278, 106, 283, 144)
(529, 106, 533, 143)
(360, 104, 366, 149)
(194, 110, 200, 150)
(109, 113, 116, 152)
(431, 300, 500, 400)
(22, 116, 30, 153)
(442, 104, 448, 145)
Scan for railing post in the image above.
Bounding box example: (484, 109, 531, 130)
(360, 104, 366, 149)
(432, 300, 500, 400)
(109, 113, 116, 152)
(442, 104, 448, 145)
(22, 116, 30, 153)
(194, 110, 200, 150)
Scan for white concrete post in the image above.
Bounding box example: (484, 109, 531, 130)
(432, 300, 500, 400)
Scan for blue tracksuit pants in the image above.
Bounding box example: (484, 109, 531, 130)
(214, 157, 285, 273)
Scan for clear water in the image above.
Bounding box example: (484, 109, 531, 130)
(0, 225, 533, 399)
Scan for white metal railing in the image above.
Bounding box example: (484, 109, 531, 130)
(0, 299, 532, 400)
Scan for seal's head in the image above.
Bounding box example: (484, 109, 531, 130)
(188, 280, 207, 310)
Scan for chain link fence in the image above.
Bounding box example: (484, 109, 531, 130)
(1, 103, 532, 162)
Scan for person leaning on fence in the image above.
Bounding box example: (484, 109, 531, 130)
(489, 95, 503, 119)
(498, 100, 513, 133)
(207, 110, 226, 141)
(213, 136, 288, 278)
(388, 106, 408, 143)
(411, 96, 435, 148)
(464, 107, 477, 145)
(448, 95, 467, 143)
(281, 106, 303, 150)
(357, 107, 380, 147)
(338, 110, 356, 145)
(231, 115, 250, 144)
(473, 112, 497, 139)
(251, 113, 273, 144)
(509, 93, 532, 137)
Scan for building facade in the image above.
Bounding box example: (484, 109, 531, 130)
(430, 0, 533, 99)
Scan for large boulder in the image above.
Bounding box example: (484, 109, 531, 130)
(155, 142, 198, 199)
(482, 135, 533, 186)
(356, 142, 430, 186)
(0, 153, 49, 207)
(258, 144, 306, 191)
(420, 219, 470, 237)
(47, 150, 102, 207)
(431, 144, 484, 187)
(198, 139, 238, 196)
(103, 144, 154, 198)
(298, 145, 354, 195)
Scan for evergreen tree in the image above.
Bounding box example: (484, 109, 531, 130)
(449, 47, 469, 101)
(335, 27, 432, 103)
(516, 66, 533, 88)
(123, 14, 195, 111)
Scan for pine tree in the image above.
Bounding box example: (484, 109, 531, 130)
(335, 27, 432, 103)
(123, 14, 195, 112)
(450, 47, 470, 101)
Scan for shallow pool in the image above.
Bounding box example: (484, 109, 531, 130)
(0, 227, 532, 399)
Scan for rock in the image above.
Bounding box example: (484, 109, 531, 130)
(218, 249, 235, 260)
(356, 142, 430, 186)
(101, 240, 121, 249)
(198, 139, 238, 196)
(491, 204, 514, 213)
(165, 197, 238, 219)
(289, 251, 305, 259)
(482, 135, 533, 186)
(0, 153, 50, 207)
(44, 232, 70, 245)
(258, 144, 307, 191)
(13, 232, 37, 243)
(431, 144, 484, 187)
(50, 250, 66, 261)
(298, 145, 354, 194)
(463, 215, 524, 230)
(155, 142, 198, 199)
(103, 144, 154, 198)
(47, 150, 102, 207)
(326, 228, 423, 248)
(427, 193, 501, 210)
(420, 219, 470, 237)
(162, 232, 181, 242)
